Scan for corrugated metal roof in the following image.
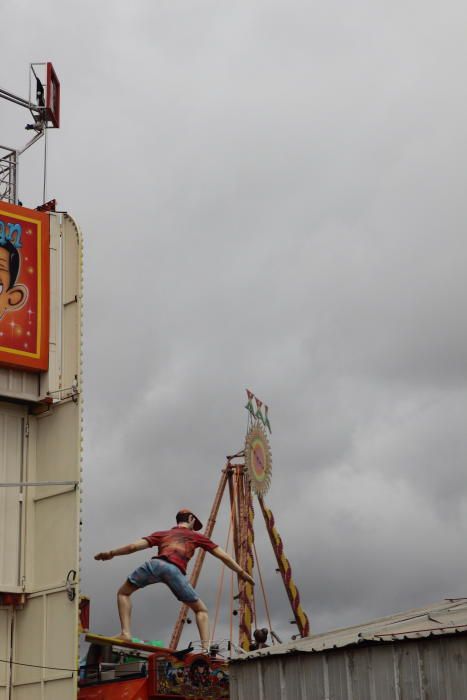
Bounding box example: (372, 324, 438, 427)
(235, 598, 467, 661)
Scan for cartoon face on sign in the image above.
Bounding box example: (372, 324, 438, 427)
(0, 238, 28, 320)
(0, 203, 49, 372)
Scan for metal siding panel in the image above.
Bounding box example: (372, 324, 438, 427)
(348, 648, 372, 700)
(234, 663, 262, 700)
(443, 637, 467, 699)
(262, 658, 282, 699)
(10, 213, 82, 700)
(0, 368, 39, 401)
(0, 608, 12, 696)
(35, 399, 79, 486)
(43, 678, 78, 700)
(12, 686, 42, 700)
(0, 404, 25, 589)
(232, 635, 467, 700)
(62, 216, 79, 305)
(33, 490, 77, 588)
(0, 368, 7, 395)
(62, 301, 78, 390)
(61, 215, 80, 390)
(396, 644, 422, 700)
(44, 212, 61, 395)
(371, 645, 397, 700)
(419, 637, 446, 699)
(12, 596, 44, 686)
(327, 652, 350, 700)
(8, 372, 24, 394)
(301, 654, 327, 700)
(44, 591, 77, 682)
(283, 656, 302, 700)
(229, 667, 240, 700)
(0, 368, 8, 394)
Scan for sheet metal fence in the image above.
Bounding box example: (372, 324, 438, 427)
(230, 633, 467, 700)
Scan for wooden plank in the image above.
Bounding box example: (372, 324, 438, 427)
(85, 633, 172, 655)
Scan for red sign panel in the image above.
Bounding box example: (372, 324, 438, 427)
(0, 202, 50, 371)
(46, 62, 60, 129)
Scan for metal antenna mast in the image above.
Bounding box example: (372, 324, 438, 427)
(0, 62, 60, 205)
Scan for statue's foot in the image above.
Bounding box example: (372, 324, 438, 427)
(113, 632, 132, 642)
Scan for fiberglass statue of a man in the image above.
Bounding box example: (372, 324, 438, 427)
(94, 508, 254, 650)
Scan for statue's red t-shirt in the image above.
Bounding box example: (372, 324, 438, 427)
(143, 526, 218, 574)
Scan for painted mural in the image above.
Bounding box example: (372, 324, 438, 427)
(156, 655, 229, 699)
(0, 202, 49, 371)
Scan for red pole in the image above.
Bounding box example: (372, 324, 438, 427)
(258, 494, 310, 638)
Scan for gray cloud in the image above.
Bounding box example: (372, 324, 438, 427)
(2, 0, 467, 648)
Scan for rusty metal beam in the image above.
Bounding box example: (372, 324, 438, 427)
(169, 465, 230, 649)
(228, 467, 240, 562)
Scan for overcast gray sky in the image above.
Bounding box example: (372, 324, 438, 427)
(2, 0, 467, 649)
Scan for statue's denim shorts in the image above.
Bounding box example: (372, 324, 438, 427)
(128, 558, 199, 603)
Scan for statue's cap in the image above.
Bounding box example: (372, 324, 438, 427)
(176, 509, 203, 531)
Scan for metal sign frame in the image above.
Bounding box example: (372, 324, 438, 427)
(0, 201, 50, 371)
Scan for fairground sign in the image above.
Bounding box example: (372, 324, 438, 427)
(0, 201, 49, 371)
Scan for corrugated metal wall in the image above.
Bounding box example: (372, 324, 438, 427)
(0, 213, 83, 700)
(0, 403, 26, 589)
(230, 635, 467, 700)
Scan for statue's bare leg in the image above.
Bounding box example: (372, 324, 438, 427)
(187, 598, 210, 650)
(116, 580, 139, 640)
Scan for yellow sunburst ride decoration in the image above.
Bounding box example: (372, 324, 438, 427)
(245, 423, 272, 495)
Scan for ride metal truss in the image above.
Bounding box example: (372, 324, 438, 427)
(0, 62, 60, 204)
(169, 452, 310, 652)
(0, 146, 17, 204)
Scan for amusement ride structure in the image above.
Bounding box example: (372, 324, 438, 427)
(80, 392, 310, 699)
(169, 389, 310, 653)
